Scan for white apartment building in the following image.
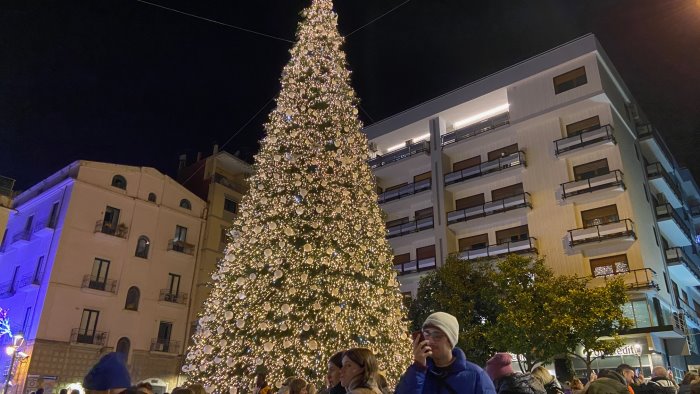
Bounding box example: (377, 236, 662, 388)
(0, 161, 205, 394)
(364, 34, 700, 376)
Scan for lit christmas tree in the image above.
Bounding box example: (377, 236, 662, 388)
(182, 0, 411, 391)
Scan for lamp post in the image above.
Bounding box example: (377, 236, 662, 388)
(634, 344, 643, 376)
(3, 333, 25, 394)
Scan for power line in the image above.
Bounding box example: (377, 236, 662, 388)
(344, 0, 412, 37)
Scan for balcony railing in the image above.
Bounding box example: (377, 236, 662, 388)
(159, 289, 188, 304)
(447, 193, 531, 225)
(393, 257, 436, 275)
(213, 173, 246, 194)
(441, 112, 510, 146)
(554, 125, 614, 155)
(0, 175, 15, 197)
(646, 162, 681, 199)
(368, 140, 430, 169)
(386, 216, 434, 239)
(561, 170, 625, 199)
(168, 239, 195, 255)
(11, 230, 32, 244)
(150, 338, 181, 354)
(81, 275, 118, 294)
(655, 204, 692, 238)
(568, 218, 635, 247)
(444, 151, 525, 186)
(18, 272, 43, 289)
(378, 179, 431, 204)
(665, 247, 700, 279)
(455, 237, 538, 261)
(637, 124, 676, 166)
(94, 220, 129, 238)
(591, 268, 659, 291)
(71, 328, 109, 346)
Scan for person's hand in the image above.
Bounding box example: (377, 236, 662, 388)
(412, 334, 432, 367)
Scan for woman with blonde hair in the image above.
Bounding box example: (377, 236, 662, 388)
(339, 348, 382, 394)
(531, 366, 563, 394)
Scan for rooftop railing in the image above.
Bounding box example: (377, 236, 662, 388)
(386, 216, 434, 239)
(444, 151, 525, 186)
(568, 218, 635, 247)
(368, 140, 430, 169)
(447, 193, 531, 225)
(378, 178, 431, 204)
(0, 175, 15, 197)
(561, 170, 624, 199)
(554, 125, 614, 155)
(441, 112, 510, 146)
(393, 257, 436, 275)
(455, 237, 538, 261)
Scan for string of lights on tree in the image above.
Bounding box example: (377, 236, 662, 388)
(183, 0, 412, 392)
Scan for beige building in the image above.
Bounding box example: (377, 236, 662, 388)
(0, 175, 14, 246)
(364, 34, 700, 376)
(0, 161, 205, 394)
(176, 148, 252, 344)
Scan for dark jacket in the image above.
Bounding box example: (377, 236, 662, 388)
(544, 380, 565, 394)
(395, 348, 496, 394)
(494, 373, 546, 394)
(584, 371, 629, 394)
(643, 378, 678, 394)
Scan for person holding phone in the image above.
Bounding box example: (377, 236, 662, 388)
(395, 312, 496, 394)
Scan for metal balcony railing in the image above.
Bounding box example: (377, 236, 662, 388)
(646, 162, 682, 199)
(447, 193, 531, 225)
(664, 247, 700, 281)
(455, 237, 538, 261)
(11, 230, 32, 243)
(561, 170, 624, 198)
(590, 268, 659, 291)
(637, 124, 676, 166)
(679, 299, 700, 327)
(71, 328, 109, 346)
(441, 112, 510, 146)
(159, 289, 188, 304)
(150, 338, 181, 353)
(213, 173, 247, 194)
(94, 220, 128, 238)
(655, 204, 692, 238)
(393, 257, 436, 275)
(378, 179, 431, 204)
(386, 216, 434, 239)
(81, 275, 118, 294)
(554, 125, 614, 155)
(168, 239, 195, 255)
(568, 218, 635, 247)
(368, 140, 430, 169)
(444, 151, 525, 186)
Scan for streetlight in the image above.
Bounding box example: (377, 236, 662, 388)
(634, 344, 643, 376)
(3, 333, 27, 394)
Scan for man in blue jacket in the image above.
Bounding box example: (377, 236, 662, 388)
(396, 312, 496, 394)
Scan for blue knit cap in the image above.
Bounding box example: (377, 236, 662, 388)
(83, 352, 131, 390)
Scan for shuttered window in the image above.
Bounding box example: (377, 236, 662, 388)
(573, 159, 609, 180)
(415, 207, 433, 220)
(416, 245, 436, 260)
(566, 116, 601, 137)
(590, 254, 629, 277)
(393, 253, 410, 265)
(554, 66, 588, 94)
(581, 204, 619, 227)
(413, 172, 431, 182)
(455, 194, 485, 210)
(453, 156, 481, 172)
(458, 234, 489, 251)
(491, 183, 524, 201)
(487, 144, 519, 161)
(495, 225, 529, 244)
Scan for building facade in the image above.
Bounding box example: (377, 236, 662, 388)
(364, 34, 700, 376)
(0, 161, 206, 394)
(0, 175, 15, 248)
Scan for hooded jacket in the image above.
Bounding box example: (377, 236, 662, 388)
(494, 373, 546, 394)
(395, 348, 496, 394)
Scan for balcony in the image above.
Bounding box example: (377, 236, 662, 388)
(159, 289, 188, 305)
(665, 247, 700, 286)
(368, 140, 430, 170)
(637, 124, 675, 172)
(393, 257, 436, 276)
(646, 163, 682, 208)
(679, 299, 700, 327)
(378, 179, 431, 205)
(655, 204, 693, 247)
(168, 240, 195, 255)
(554, 125, 615, 156)
(446, 193, 531, 230)
(0, 280, 16, 298)
(18, 273, 43, 290)
(386, 216, 434, 239)
(150, 339, 181, 354)
(589, 268, 659, 292)
(561, 170, 625, 201)
(444, 151, 525, 187)
(213, 173, 247, 195)
(441, 112, 510, 146)
(455, 237, 538, 261)
(81, 275, 118, 294)
(691, 205, 700, 218)
(568, 218, 636, 249)
(70, 328, 108, 346)
(11, 230, 32, 244)
(94, 220, 128, 239)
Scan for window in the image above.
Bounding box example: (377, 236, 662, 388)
(581, 204, 619, 227)
(496, 225, 529, 244)
(566, 116, 601, 137)
(553, 66, 587, 94)
(672, 282, 681, 308)
(393, 253, 411, 266)
(386, 217, 409, 228)
(125, 287, 140, 311)
(33, 256, 45, 283)
(168, 273, 181, 296)
(413, 171, 431, 183)
(179, 199, 192, 210)
(156, 321, 173, 352)
(573, 159, 610, 180)
(111, 175, 127, 189)
(21, 307, 32, 334)
(487, 144, 519, 161)
(414, 207, 433, 220)
(458, 234, 489, 251)
(48, 202, 60, 229)
(116, 337, 130, 357)
(590, 254, 629, 277)
(90, 258, 111, 291)
(101, 206, 121, 234)
(622, 299, 653, 328)
(148, 193, 157, 203)
(174, 225, 188, 242)
(416, 245, 435, 262)
(491, 183, 524, 201)
(24, 215, 34, 234)
(220, 228, 230, 251)
(455, 194, 485, 210)
(77, 309, 100, 343)
(453, 156, 481, 172)
(223, 197, 238, 214)
(135, 236, 150, 258)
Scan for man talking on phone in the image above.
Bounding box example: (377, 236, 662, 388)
(396, 312, 496, 394)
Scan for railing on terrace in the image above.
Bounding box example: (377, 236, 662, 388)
(94, 220, 129, 238)
(590, 268, 658, 291)
(646, 163, 681, 198)
(378, 179, 431, 204)
(150, 339, 181, 354)
(71, 328, 109, 346)
(568, 218, 635, 247)
(447, 193, 531, 225)
(11, 230, 32, 243)
(444, 151, 525, 186)
(212, 173, 247, 194)
(637, 124, 676, 165)
(0, 175, 15, 197)
(168, 240, 195, 255)
(386, 216, 434, 239)
(664, 247, 700, 280)
(368, 140, 430, 169)
(655, 204, 692, 238)
(81, 275, 118, 293)
(561, 170, 624, 198)
(554, 125, 614, 155)
(393, 257, 436, 275)
(159, 289, 188, 304)
(441, 112, 510, 146)
(455, 237, 538, 261)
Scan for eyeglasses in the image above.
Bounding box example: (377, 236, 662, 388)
(422, 329, 446, 340)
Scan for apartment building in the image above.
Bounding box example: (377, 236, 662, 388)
(0, 175, 14, 246)
(364, 34, 700, 376)
(177, 147, 252, 343)
(0, 161, 205, 394)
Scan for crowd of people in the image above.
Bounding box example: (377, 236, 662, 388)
(61, 311, 700, 394)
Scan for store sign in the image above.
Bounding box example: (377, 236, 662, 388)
(590, 344, 643, 358)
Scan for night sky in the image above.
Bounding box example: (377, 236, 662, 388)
(2, 0, 699, 190)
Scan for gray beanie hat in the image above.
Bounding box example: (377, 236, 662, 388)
(422, 312, 459, 348)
